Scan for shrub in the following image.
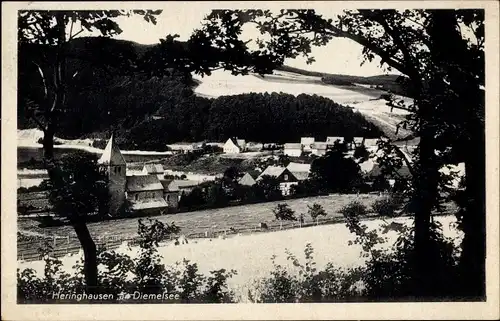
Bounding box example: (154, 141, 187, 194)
(339, 200, 368, 218)
(371, 194, 404, 217)
(249, 244, 365, 303)
(17, 218, 237, 303)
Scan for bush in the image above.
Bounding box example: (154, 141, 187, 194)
(249, 244, 365, 303)
(371, 194, 404, 217)
(17, 218, 237, 303)
(339, 200, 368, 218)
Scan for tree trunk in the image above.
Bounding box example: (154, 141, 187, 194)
(413, 123, 439, 297)
(458, 91, 486, 299)
(71, 219, 99, 294)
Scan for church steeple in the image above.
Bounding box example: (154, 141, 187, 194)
(98, 134, 126, 166)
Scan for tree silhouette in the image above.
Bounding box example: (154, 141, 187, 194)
(273, 203, 297, 230)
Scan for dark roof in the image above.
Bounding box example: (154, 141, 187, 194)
(126, 175, 163, 192)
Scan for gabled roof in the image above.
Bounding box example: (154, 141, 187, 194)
(166, 180, 199, 192)
(238, 172, 257, 186)
(224, 138, 242, 150)
(98, 134, 126, 166)
(293, 172, 310, 181)
(286, 162, 311, 173)
(143, 164, 164, 174)
(284, 143, 302, 149)
(126, 175, 163, 192)
(259, 165, 287, 178)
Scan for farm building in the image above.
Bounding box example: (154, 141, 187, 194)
(257, 166, 299, 196)
(223, 138, 247, 154)
(300, 137, 315, 153)
(284, 143, 303, 157)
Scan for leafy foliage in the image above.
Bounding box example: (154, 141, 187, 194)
(371, 194, 405, 217)
(310, 144, 364, 192)
(18, 218, 237, 303)
(307, 203, 327, 223)
(46, 151, 110, 221)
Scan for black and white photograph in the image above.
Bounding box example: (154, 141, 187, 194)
(2, 1, 499, 320)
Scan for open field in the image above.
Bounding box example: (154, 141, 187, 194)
(18, 214, 462, 302)
(193, 70, 413, 139)
(18, 194, 384, 260)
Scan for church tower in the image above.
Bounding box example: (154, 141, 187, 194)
(98, 134, 127, 216)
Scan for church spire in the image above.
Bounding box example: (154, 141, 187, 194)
(98, 134, 126, 166)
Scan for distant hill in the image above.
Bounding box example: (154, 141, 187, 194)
(277, 65, 412, 97)
(19, 37, 392, 149)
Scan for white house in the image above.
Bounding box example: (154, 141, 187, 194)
(300, 137, 315, 153)
(223, 138, 246, 154)
(284, 143, 303, 157)
(257, 166, 299, 196)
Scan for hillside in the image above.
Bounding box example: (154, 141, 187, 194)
(19, 37, 407, 148)
(277, 65, 411, 96)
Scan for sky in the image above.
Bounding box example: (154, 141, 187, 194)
(101, 9, 392, 77)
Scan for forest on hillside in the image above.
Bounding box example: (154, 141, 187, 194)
(18, 37, 382, 150)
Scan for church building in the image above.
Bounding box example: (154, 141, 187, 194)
(97, 135, 176, 216)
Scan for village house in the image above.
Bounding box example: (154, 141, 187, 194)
(223, 138, 247, 154)
(286, 162, 311, 181)
(300, 137, 315, 153)
(98, 135, 169, 216)
(257, 165, 299, 196)
(284, 143, 303, 157)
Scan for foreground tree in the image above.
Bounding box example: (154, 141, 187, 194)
(46, 151, 109, 292)
(308, 203, 327, 225)
(273, 203, 297, 230)
(18, 9, 162, 293)
(199, 8, 485, 298)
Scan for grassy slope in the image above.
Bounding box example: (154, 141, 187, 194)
(17, 194, 381, 257)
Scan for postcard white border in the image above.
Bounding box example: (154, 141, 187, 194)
(2, 1, 499, 320)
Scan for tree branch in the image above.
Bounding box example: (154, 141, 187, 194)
(324, 27, 409, 75)
(32, 61, 48, 99)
